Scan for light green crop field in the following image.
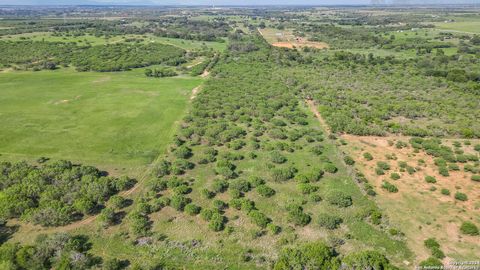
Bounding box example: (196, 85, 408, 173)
(435, 20, 480, 34)
(0, 69, 202, 170)
(0, 32, 228, 51)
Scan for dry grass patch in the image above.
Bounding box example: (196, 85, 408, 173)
(259, 28, 329, 49)
(340, 135, 480, 265)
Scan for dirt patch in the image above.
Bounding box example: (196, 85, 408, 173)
(272, 42, 295, 48)
(201, 70, 210, 78)
(259, 28, 329, 50)
(272, 40, 329, 49)
(340, 134, 480, 264)
(52, 95, 81, 105)
(190, 86, 202, 100)
(93, 76, 111, 84)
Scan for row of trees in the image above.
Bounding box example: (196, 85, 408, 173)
(0, 41, 186, 72)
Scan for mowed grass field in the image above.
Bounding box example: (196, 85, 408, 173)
(434, 19, 480, 34)
(0, 69, 202, 171)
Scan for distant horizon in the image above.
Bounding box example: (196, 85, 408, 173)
(1, 0, 480, 7)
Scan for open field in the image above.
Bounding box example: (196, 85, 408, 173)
(340, 135, 480, 264)
(0, 69, 202, 170)
(435, 20, 480, 34)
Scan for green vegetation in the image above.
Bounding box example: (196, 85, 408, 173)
(0, 41, 185, 72)
(460, 221, 479, 236)
(4, 5, 480, 269)
(0, 160, 133, 226)
(0, 70, 201, 167)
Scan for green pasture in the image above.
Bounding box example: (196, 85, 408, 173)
(0, 69, 202, 169)
(434, 20, 480, 34)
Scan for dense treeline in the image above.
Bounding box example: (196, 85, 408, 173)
(0, 41, 185, 72)
(150, 18, 230, 42)
(299, 24, 388, 49)
(0, 160, 135, 226)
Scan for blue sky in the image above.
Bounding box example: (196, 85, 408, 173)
(1, 0, 479, 5)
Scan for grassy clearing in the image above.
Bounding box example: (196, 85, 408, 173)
(0, 69, 202, 170)
(435, 20, 480, 34)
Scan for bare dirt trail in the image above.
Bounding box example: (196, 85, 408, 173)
(190, 86, 202, 100)
(306, 99, 331, 135)
(201, 69, 210, 78)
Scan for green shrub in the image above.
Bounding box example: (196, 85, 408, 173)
(325, 191, 352, 207)
(109, 195, 127, 209)
(425, 176, 437, 184)
(363, 152, 373, 161)
(267, 223, 281, 234)
(274, 242, 339, 270)
(248, 210, 270, 228)
(257, 185, 276, 197)
(309, 193, 322, 202)
(431, 247, 445, 259)
(184, 203, 201, 216)
(323, 163, 338, 174)
(297, 183, 319, 194)
(439, 166, 449, 176)
(286, 204, 311, 226)
(200, 208, 218, 221)
(212, 179, 229, 193)
(270, 151, 287, 164)
(471, 175, 480, 182)
(213, 200, 227, 210)
(248, 176, 265, 187)
(376, 161, 390, 170)
(208, 213, 226, 232)
(474, 144, 480, 152)
(271, 166, 297, 182)
(98, 207, 116, 227)
(343, 250, 395, 269)
(343, 156, 355, 165)
(381, 181, 398, 193)
(455, 192, 468, 201)
(460, 221, 479, 235)
(174, 146, 192, 159)
(317, 213, 343, 230)
(201, 188, 215, 199)
(310, 145, 324, 155)
(170, 195, 190, 211)
(424, 238, 440, 249)
(419, 257, 443, 267)
(441, 188, 450, 195)
(375, 168, 385, 175)
(448, 163, 460, 171)
(370, 210, 382, 225)
(390, 173, 400, 180)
